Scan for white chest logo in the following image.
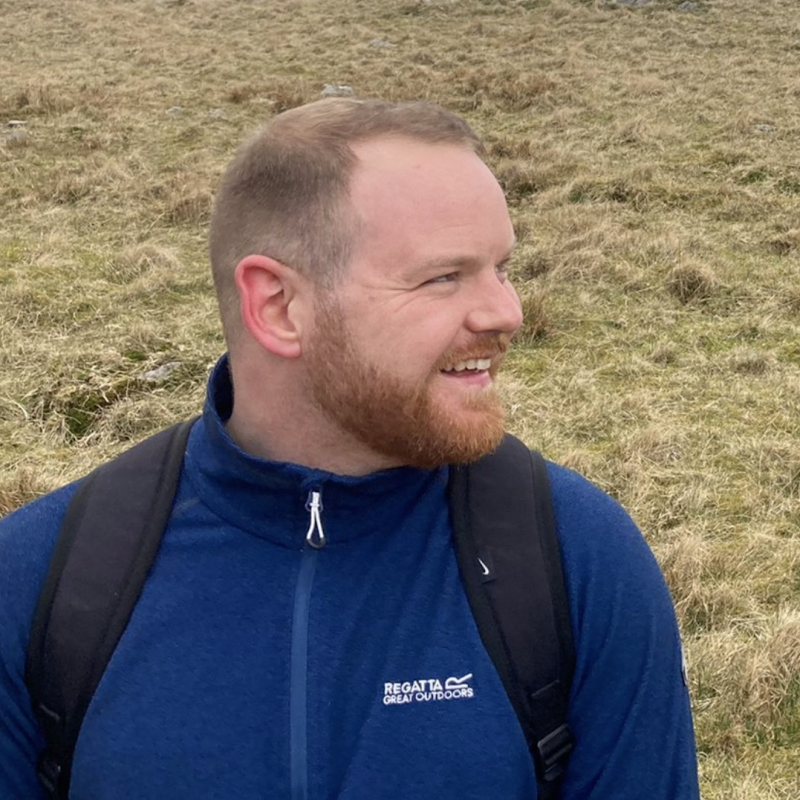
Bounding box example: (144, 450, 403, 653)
(383, 673, 475, 706)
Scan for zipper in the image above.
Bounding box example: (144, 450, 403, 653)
(290, 489, 325, 800)
(305, 490, 325, 549)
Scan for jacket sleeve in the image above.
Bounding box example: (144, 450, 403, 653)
(546, 464, 700, 800)
(0, 487, 75, 800)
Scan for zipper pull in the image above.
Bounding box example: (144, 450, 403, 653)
(305, 490, 326, 549)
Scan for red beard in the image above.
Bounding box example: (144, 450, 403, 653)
(305, 296, 509, 470)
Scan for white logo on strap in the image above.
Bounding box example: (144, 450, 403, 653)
(383, 673, 475, 706)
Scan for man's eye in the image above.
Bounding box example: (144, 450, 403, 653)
(425, 273, 458, 285)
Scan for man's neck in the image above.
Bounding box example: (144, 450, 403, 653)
(225, 397, 404, 478)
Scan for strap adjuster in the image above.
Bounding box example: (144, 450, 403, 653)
(36, 753, 62, 795)
(536, 723, 574, 781)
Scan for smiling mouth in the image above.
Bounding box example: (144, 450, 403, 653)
(440, 357, 493, 374)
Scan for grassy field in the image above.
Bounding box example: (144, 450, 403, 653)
(2, 0, 800, 795)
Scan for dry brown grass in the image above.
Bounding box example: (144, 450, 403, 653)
(3, 0, 800, 794)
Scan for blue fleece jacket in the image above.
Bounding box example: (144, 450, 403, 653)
(0, 357, 699, 799)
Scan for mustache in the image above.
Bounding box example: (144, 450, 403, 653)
(435, 333, 512, 371)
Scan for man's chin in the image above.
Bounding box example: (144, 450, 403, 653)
(389, 409, 506, 469)
(438, 433, 505, 467)
(399, 388, 504, 465)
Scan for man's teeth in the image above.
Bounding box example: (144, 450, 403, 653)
(443, 358, 492, 373)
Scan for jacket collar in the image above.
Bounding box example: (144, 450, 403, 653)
(182, 355, 448, 547)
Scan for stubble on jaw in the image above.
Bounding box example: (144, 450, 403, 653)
(304, 296, 509, 470)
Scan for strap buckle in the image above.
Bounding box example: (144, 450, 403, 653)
(536, 723, 574, 782)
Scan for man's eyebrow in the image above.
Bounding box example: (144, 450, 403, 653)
(410, 244, 517, 278)
(412, 254, 482, 274)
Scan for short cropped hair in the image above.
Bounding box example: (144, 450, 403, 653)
(208, 97, 483, 341)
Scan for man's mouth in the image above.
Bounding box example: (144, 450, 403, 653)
(440, 358, 493, 374)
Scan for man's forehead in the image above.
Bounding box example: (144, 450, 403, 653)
(349, 136, 486, 184)
(348, 137, 505, 217)
(338, 136, 514, 281)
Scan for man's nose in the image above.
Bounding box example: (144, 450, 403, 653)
(465, 275, 524, 336)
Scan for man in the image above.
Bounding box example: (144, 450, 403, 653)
(0, 98, 699, 798)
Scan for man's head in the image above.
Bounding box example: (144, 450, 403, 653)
(212, 99, 523, 471)
(209, 97, 482, 343)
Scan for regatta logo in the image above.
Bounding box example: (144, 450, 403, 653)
(383, 673, 475, 705)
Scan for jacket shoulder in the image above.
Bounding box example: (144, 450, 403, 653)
(541, 461, 699, 798)
(0, 482, 80, 637)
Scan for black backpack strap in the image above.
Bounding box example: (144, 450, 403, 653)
(25, 418, 196, 799)
(448, 434, 575, 799)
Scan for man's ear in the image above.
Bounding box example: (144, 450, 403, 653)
(234, 255, 307, 358)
